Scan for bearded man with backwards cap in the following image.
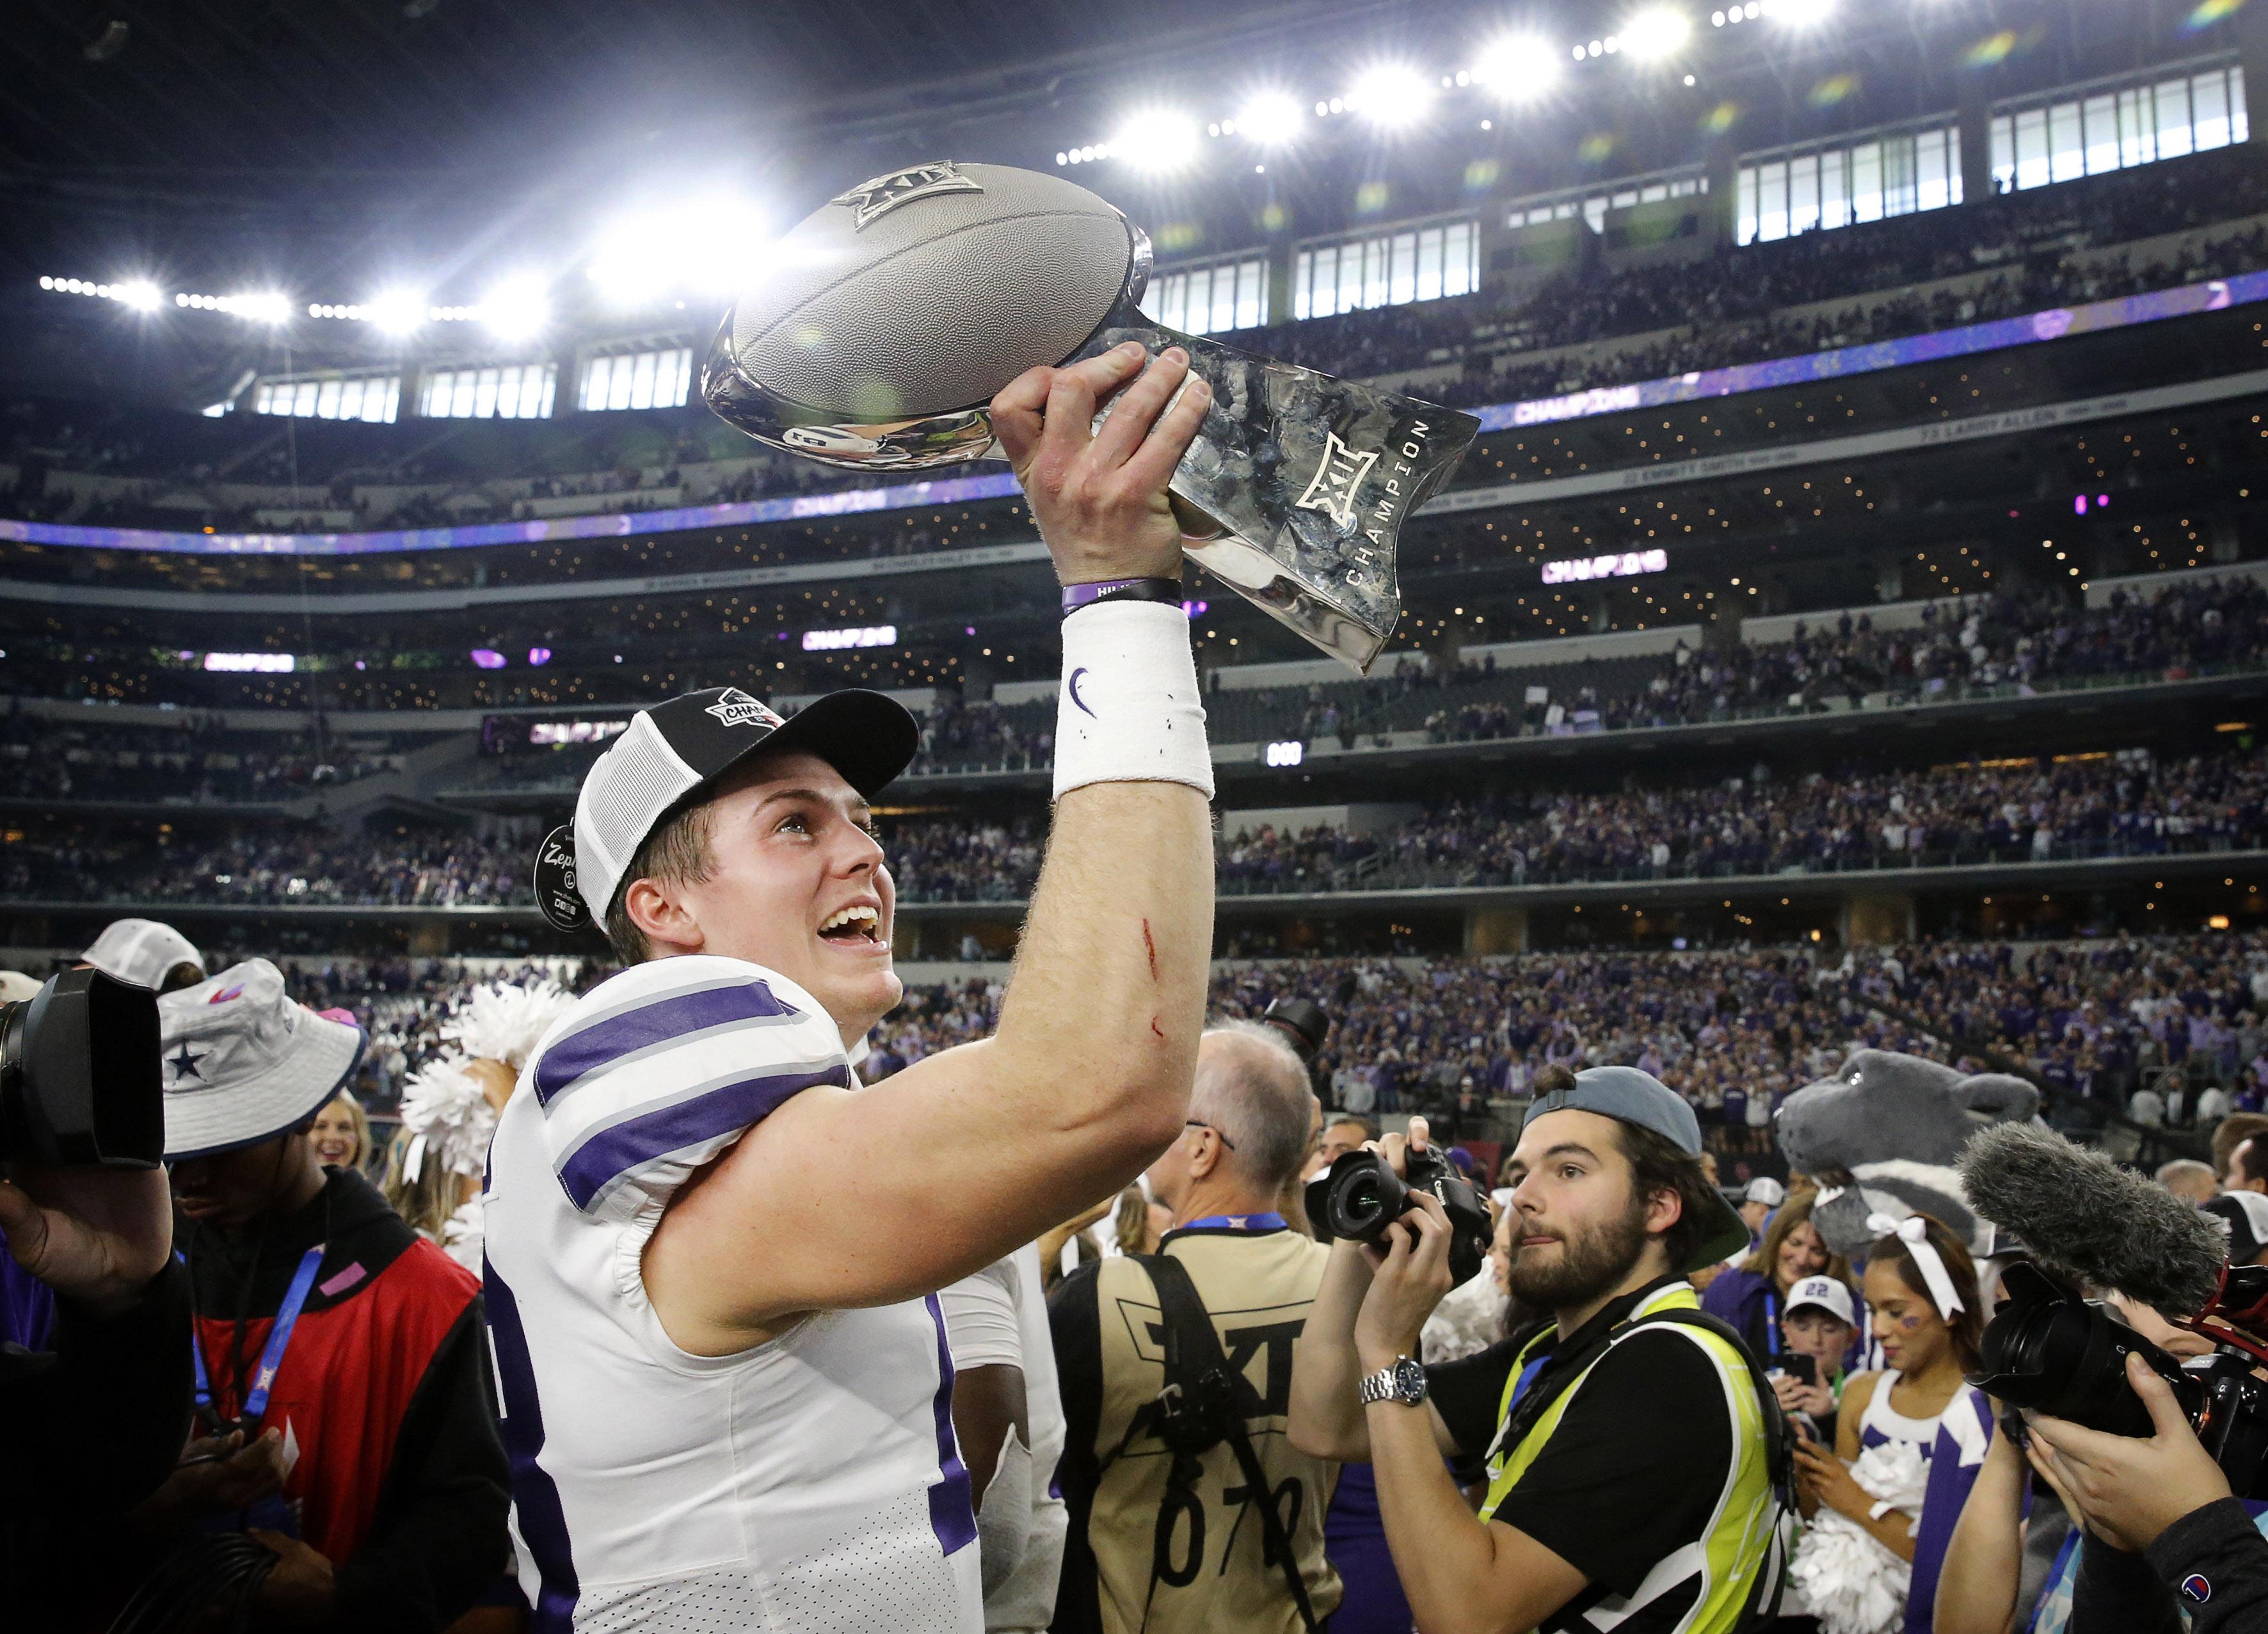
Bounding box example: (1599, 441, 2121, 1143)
(483, 338, 1217, 1631)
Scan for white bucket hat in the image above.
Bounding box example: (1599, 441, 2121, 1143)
(159, 959, 364, 1160)
(83, 918, 205, 991)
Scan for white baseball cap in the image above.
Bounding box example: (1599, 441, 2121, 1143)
(158, 959, 365, 1160)
(1785, 1274, 1857, 1327)
(1745, 1177, 1787, 1208)
(83, 918, 205, 991)
(535, 685, 919, 933)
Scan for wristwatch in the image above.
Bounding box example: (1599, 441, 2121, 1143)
(1358, 1356, 1428, 1408)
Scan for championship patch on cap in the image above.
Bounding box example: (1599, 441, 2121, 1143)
(703, 687, 785, 730)
(533, 824, 591, 933)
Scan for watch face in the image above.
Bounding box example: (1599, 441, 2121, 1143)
(1393, 1358, 1426, 1404)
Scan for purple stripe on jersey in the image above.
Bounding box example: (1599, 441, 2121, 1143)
(555, 1062, 850, 1212)
(534, 980, 802, 1107)
(923, 1292, 978, 1555)
(483, 1260, 580, 1634)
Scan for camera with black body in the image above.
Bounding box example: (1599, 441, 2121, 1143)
(0, 967, 164, 1167)
(1972, 1260, 2268, 1496)
(1305, 1143, 1493, 1288)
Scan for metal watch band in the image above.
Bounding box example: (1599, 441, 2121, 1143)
(1061, 576, 1185, 619)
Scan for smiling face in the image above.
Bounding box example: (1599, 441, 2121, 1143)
(309, 1100, 362, 1167)
(625, 749, 900, 1044)
(1775, 1219, 1830, 1291)
(1864, 1255, 1951, 1374)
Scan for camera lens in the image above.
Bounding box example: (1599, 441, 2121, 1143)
(1324, 1156, 1410, 1244)
(0, 968, 163, 1168)
(1973, 1262, 2191, 1438)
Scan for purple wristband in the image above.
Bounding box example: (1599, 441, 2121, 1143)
(1060, 576, 1185, 618)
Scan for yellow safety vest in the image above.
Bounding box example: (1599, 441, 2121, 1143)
(1480, 1282, 1784, 1634)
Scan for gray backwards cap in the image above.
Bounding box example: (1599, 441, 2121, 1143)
(1521, 1064, 1753, 1271)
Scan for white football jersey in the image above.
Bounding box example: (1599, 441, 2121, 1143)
(482, 955, 982, 1633)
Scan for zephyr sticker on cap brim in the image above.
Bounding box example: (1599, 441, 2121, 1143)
(534, 824, 592, 933)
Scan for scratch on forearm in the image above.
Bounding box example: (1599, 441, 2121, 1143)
(1142, 918, 1158, 982)
(1152, 1016, 1165, 1039)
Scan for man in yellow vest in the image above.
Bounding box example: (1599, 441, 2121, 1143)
(1290, 1066, 1789, 1634)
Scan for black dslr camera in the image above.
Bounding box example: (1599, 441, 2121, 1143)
(1972, 1261, 2268, 1496)
(0, 968, 164, 1167)
(1305, 1144, 1493, 1288)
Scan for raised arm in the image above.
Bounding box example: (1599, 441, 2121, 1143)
(644, 343, 1218, 1348)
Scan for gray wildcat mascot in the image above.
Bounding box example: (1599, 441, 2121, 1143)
(1776, 1048, 2041, 1259)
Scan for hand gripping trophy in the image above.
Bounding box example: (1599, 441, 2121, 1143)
(699, 159, 1480, 672)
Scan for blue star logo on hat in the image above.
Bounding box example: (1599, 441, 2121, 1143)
(703, 688, 785, 731)
(167, 1043, 209, 1082)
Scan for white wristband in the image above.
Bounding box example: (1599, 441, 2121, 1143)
(1053, 600, 1214, 801)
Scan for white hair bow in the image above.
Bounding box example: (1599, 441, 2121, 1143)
(1866, 1212, 1964, 1322)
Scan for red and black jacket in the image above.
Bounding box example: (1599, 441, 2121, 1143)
(180, 1167, 509, 1633)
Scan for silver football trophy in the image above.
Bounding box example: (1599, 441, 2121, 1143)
(701, 160, 1480, 673)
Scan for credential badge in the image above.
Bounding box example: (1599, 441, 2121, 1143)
(830, 161, 985, 231)
(1293, 431, 1381, 530)
(704, 687, 786, 730)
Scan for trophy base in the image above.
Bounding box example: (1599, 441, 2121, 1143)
(1074, 306, 1480, 673)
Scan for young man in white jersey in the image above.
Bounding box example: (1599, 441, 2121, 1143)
(482, 338, 1217, 1633)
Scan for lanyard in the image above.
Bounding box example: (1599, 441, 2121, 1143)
(1764, 1291, 1780, 1358)
(1506, 1354, 1549, 1410)
(1179, 1212, 1286, 1231)
(193, 1244, 324, 1423)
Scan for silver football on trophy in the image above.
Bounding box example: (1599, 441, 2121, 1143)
(699, 159, 1479, 671)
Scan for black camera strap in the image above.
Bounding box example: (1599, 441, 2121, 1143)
(1123, 1251, 1319, 1634)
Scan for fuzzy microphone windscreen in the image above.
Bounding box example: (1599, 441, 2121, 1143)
(1959, 1123, 2228, 1317)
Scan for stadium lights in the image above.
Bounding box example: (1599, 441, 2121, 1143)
(38, 275, 163, 313)
(1621, 7, 1694, 58)
(481, 275, 550, 339)
(587, 197, 769, 305)
(366, 289, 426, 335)
(1472, 34, 1564, 100)
(1113, 108, 1202, 172)
(1231, 92, 1305, 147)
(174, 290, 290, 323)
(1347, 63, 1435, 128)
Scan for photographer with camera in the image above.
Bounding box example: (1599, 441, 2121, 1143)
(0, 961, 188, 1631)
(1288, 1065, 1785, 1634)
(1050, 1023, 1339, 1634)
(3, 1094, 190, 1630)
(2027, 1354, 2268, 1634)
(1954, 1123, 2268, 1634)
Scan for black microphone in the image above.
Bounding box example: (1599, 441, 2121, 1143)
(1958, 1123, 2227, 1318)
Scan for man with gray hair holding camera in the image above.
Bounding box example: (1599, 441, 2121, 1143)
(1050, 1023, 1341, 1634)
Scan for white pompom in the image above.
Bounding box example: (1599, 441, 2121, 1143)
(1785, 1438, 1929, 1634)
(443, 978, 578, 1071)
(398, 1052, 499, 1178)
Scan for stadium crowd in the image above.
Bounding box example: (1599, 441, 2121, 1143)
(0, 710, 403, 804)
(8, 737, 2257, 909)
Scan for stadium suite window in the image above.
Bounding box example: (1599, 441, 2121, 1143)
(252, 373, 400, 423)
(1737, 123, 1961, 246)
(419, 363, 555, 421)
(579, 348, 693, 413)
(1292, 217, 1478, 320)
(1140, 257, 1268, 333)
(1988, 62, 2247, 193)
